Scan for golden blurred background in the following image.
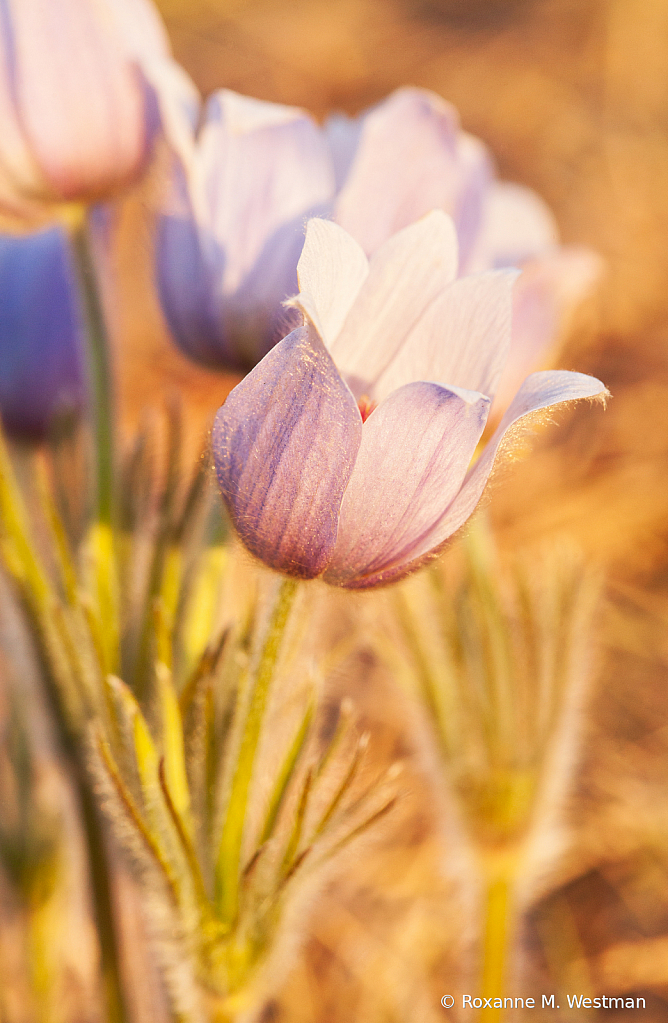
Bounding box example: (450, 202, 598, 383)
(8, 0, 668, 1019)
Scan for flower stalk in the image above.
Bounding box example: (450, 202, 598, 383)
(216, 576, 300, 925)
(68, 208, 120, 672)
(479, 850, 518, 1023)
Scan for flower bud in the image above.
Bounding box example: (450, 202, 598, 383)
(0, 227, 86, 440)
(0, 0, 170, 223)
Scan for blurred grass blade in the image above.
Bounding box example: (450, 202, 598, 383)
(156, 662, 190, 820)
(260, 695, 314, 846)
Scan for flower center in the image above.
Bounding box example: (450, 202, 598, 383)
(358, 394, 377, 423)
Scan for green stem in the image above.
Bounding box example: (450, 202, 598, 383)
(480, 858, 515, 1023)
(216, 576, 299, 924)
(68, 210, 119, 672)
(76, 776, 129, 1023)
(69, 211, 114, 528)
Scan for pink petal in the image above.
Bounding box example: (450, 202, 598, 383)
(212, 325, 362, 579)
(330, 210, 459, 397)
(373, 268, 518, 403)
(108, 0, 171, 60)
(390, 370, 608, 579)
(6, 0, 154, 201)
(293, 218, 369, 349)
(490, 246, 604, 422)
(334, 87, 462, 256)
(323, 381, 489, 587)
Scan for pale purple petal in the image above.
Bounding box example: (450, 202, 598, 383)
(373, 269, 517, 404)
(323, 382, 489, 587)
(325, 112, 363, 190)
(471, 181, 559, 271)
(143, 58, 200, 168)
(490, 247, 604, 422)
(292, 218, 369, 349)
(334, 87, 462, 256)
(395, 370, 608, 575)
(200, 90, 334, 295)
(451, 131, 494, 274)
(156, 155, 226, 366)
(330, 210, 459, 397)
(212, 325, 362, 579)
(5, 0, 154, 201)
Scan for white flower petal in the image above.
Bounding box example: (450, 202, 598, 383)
(293, 218, 369, 348)
(373, 268, 517, 403)
(329, 210, 459, 397)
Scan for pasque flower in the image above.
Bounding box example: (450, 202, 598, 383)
(157, 87, 601, 387)
(212, 213, 606, 589)
(156, 88, 334, 370)
(0, 226, 86, 440)
(0, 0, 173, 225)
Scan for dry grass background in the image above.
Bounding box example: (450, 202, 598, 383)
(4, 0, 668, 1019)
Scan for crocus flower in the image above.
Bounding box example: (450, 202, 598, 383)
(0, 226, 86, 440)
(156, 89, 334, 370)
(0, 0, 173, 225)
(157, 86, 601, 387)
(212, 213, 606, 589)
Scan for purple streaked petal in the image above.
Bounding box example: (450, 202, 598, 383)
(386, 370, 609, 580)
(323, 381, 489, 587)
(334, 87, 461, 256)
(293, 218, 369, 349)
(373, 268, 517, 403)
(330, 210, 459, 397)
(212, 325, 362, 579)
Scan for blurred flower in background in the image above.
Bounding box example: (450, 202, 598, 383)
(156, 85, 601, 389)
(212, 213, 606, 587)
(0, 0, 174, 227)
(0, 226, 87, 440)
(156, 88, 334, 370)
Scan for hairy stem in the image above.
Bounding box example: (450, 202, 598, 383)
(216, 576, 299, 925)
(69, 210, 115, 528)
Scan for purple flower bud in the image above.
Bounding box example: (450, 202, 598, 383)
(0, 226, 86, 440)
